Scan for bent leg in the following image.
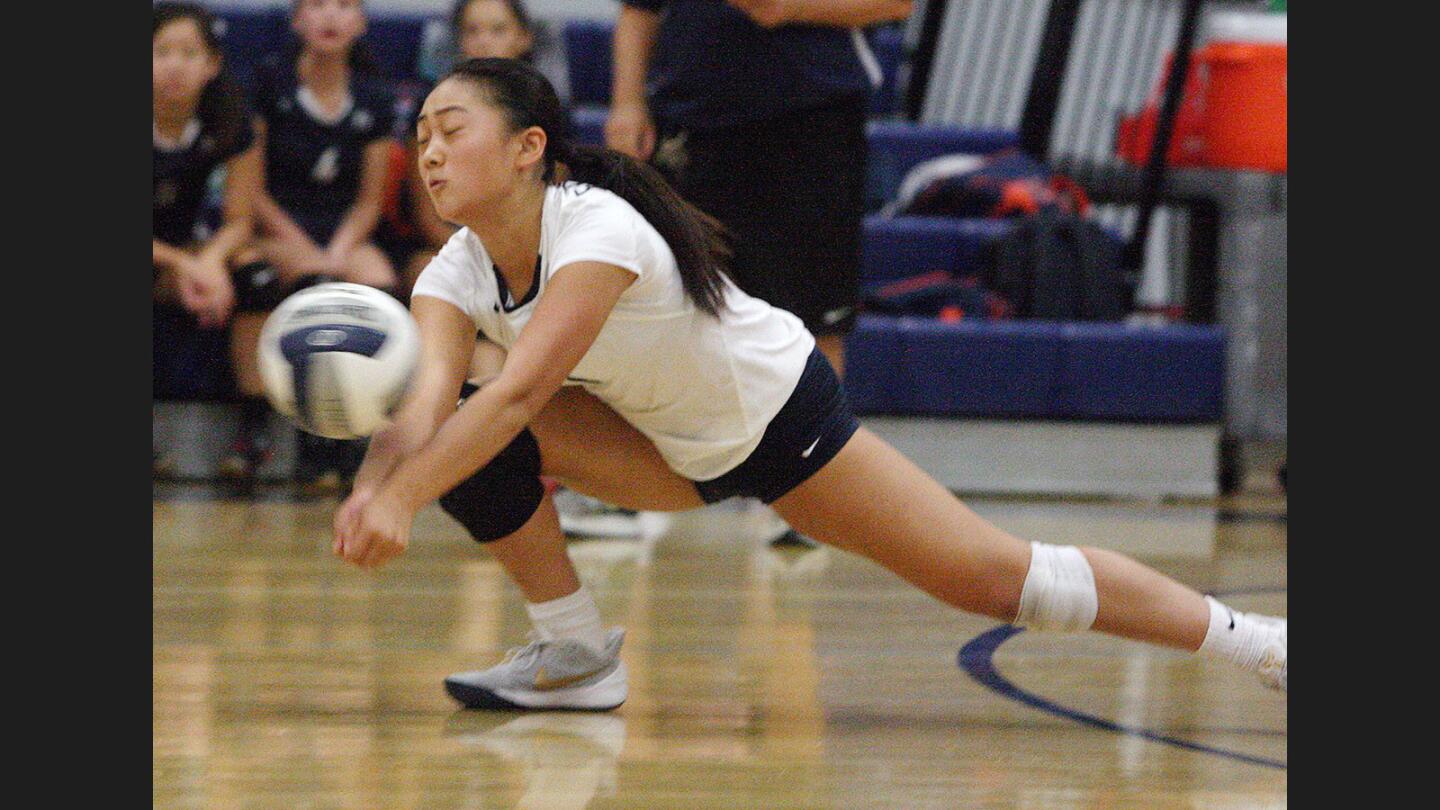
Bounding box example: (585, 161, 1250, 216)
(771, 427, 1210, 651)
(529, 386, 706, 513)
(440, 385, 701, 602)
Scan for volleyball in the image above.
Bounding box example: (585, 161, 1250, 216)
(257, 282, 420, 440)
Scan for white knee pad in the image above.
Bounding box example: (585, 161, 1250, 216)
(1014, 542, 1098, 632)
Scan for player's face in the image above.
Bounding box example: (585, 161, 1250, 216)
(416, 78, 547, 223)
(153, 19, 220, 108)
(292, 0, 367, 58)
(457, 0, 533, 61)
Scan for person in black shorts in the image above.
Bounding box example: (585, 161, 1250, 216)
(605, 0, 912, 545)
(153, 1, 275, 479)
(605, 0, 912, 379)
(327, 60, 1287, 713)
(251, 0, 400, 486)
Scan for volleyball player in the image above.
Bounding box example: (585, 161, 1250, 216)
(333, 59, 1286, 712)
(251, 0, 399, 486)
(153, 1, 276, 478)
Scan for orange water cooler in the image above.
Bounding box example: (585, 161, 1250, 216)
(1116, 11, 1287, 173)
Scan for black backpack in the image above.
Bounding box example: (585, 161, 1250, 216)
(983, 210, 1136, 321)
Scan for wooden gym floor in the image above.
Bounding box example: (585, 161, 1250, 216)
(153, 480, 1286, 809)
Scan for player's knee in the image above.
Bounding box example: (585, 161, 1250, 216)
(1012, 542, 1098, 632)
(437, 428, 545, 543)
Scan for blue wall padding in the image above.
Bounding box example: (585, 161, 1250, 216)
(846, 316, 1225, 422)
(1056, 322, 1226, 422)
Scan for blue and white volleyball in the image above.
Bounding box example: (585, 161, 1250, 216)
(258, 283, 420, 440)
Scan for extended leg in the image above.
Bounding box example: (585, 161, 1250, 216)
(774, 428, 1255, 654)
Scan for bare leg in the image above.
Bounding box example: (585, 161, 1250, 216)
(815, 333, 845, 380)
(485, 493, 582, 603)
(472, 386, 704, 601)
(772, 428, 1210, 652)
(228, 312, 267, 397)
(529, 387, 705, 513)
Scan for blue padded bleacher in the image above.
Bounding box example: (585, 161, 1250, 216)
(868, 25, 904, 117)
(564, 19, 613, 108)
(1056, 323, 1225, 422)
(570, 105, 608, 146)
(864, 121, 1019, 210)
(845, 315, 1225, 423)
(213, 8, 287, 91)
(365, 15, 428, 84)
(860, 216, 1012, 289)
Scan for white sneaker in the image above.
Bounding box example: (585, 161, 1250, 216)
(1256, 618, 1287, 692)
(553, 488, 643, 539)
(445, 629, 628, 711)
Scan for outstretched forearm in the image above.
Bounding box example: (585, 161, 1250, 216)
(380, 377, 540, 512)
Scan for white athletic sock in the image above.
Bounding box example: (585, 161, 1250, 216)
(526, 587, 608, 655)
(1196, 596, 1284, 672)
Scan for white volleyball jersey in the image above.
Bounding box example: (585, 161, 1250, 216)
(411, 181, 815, 481)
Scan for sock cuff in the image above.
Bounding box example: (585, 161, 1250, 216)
(526, 587, 597, 622)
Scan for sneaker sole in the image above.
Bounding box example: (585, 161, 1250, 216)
(445, 664, 628, 712)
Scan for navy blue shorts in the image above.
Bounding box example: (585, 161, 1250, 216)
(693, 347, 861, 505)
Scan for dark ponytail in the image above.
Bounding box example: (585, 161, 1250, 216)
(153, 2, 250, 156)
(442, 58, 732, 317)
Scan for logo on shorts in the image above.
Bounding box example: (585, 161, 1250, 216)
(801, 436, 822, 458)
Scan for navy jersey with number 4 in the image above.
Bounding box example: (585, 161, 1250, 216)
(252, 54, 397, 243)
(153, 117, 255, 246)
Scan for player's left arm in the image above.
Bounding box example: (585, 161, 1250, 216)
(326, 138, 396, 263)
(727, 0, 913, 28)
(339, 261, 635, 568)
(387, 261, 634, 510)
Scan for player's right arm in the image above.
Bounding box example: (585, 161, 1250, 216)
(605, 3, 660, 161)
(334, 294, 474, 549)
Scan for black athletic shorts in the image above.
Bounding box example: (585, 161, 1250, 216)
(656, 92, 867, 337)
(694, 346, 861, 505)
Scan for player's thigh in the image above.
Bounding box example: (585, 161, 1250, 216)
(530, 386, 705, 513)
(771, 427, 1030, 613)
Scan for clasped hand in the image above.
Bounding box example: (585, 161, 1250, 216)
(332, 485, 415, 570)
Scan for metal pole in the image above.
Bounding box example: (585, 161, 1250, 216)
(1122, 0, 1207, 272)
(902, 0, 952, 121)
(1018, 0, 1084, 161)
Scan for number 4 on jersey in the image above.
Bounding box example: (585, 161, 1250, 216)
(311, 147, 340, 184)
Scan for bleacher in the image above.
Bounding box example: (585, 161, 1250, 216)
(157, 9, 1225, 497)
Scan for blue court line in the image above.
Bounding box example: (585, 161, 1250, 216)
(956, 588, 1286, 771)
